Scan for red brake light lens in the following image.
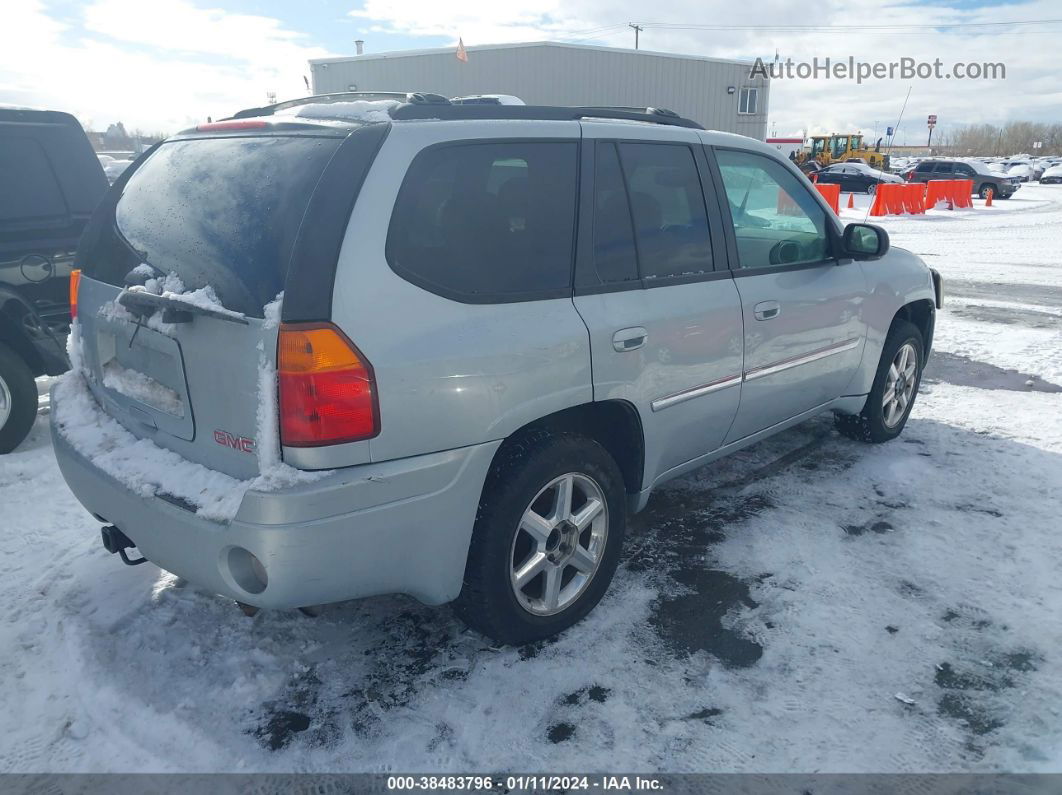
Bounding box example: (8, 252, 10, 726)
(195, 120, 269, 132)
(277, 323, 379, 447)
(69, 269, 81, 321)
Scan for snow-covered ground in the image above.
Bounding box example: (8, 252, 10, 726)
(2, 186, 1061, 773)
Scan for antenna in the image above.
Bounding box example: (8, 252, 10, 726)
(865, 85, 912, 223)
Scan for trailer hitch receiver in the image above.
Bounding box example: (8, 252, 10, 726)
(100, 525, 148, 566)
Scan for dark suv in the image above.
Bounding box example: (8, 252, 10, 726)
(0, 108, 108, 452)
(907, 159, 1018, 199)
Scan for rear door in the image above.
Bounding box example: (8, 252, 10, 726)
(73, 132, 350, 478)
(708, 146, 868, 443)
(573, 122, 743, 485)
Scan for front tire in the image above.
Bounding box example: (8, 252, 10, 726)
(454, 430, 627, 645)
(0, 343, 38, 454)
(867, 182, 877, 195)
(978, 184, 994, 200)
(835, 321, 924, 444)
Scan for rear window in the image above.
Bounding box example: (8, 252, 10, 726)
(386, 141, 578, 301)
(102, 135, 342, 318)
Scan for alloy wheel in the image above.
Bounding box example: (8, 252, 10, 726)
(883, 342, 918, 428)
(509, 472, 608, 616)
(0, 374, 12, 430)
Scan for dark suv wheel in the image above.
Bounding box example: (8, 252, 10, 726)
(835, 320, 924, 444)
(454, 429, 627, 645)
(0, 343, 38, 454)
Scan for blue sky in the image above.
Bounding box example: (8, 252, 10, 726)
(1, 0, 1059, 140)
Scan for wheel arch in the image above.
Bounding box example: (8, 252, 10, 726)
(488, 400, 645, 497)
(0, 298, 45, 376)
(890, 299, 935, 362)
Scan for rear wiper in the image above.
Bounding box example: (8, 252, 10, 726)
(118, 288, 249, 326)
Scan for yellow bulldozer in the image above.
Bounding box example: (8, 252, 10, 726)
(797, 133, 889, 170)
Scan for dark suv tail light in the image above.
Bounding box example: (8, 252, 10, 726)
(277, 323, 379, 447)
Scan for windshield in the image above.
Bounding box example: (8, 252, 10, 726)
(107, 135, 342, 317)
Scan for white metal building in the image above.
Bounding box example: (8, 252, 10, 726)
(310, 41, 770, 139)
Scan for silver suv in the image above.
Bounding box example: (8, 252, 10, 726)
(52, 97, 942, 644)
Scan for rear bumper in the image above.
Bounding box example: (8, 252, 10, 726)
(51, 416, 500, 608)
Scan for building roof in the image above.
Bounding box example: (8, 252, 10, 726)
(310, 40, 758, 70)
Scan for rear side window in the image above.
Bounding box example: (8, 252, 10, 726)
(618, 143, 713, 280)
(387, 141, 578, 301)
(0, 138, 66, 222)
(915, 162, 934, 172)
(933, 162, 954, 173)
(102, 135, 342, 318)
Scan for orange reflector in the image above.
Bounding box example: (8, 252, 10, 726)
(69, 269, 81, 321)
(278, 325, 365, 374)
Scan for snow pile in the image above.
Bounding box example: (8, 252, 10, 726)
(54, 295, 326, 523)
(99, 267, 246, 336)
(101, 361, 184, 418)
(253, 294, 326, 490)
(52, 365, 249, 522)
(277, 100, 398, 123)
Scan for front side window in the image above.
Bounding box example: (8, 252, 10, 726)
(387, 141, 578, 300)
(738, 88, 759, 115)
(715, 149, 830, 270)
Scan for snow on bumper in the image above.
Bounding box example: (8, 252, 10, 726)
(50, 384, 501, 608)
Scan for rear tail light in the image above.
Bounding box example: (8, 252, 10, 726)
(277, 323, 379, 447)
(69, 269, 81, 320)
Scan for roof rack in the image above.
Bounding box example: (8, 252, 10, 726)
(228, 91, 447, 120)
(227, 91, 702, 129)
(389, 103, 703, 129)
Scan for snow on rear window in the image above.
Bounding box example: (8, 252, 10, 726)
(275, 100, 398, 123)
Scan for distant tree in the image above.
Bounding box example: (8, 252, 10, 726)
(103, 121, 132, 150)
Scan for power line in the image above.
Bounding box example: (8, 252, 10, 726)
(637, 18, 1062, 32)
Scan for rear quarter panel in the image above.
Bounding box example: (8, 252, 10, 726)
(329, 120, 593, 464)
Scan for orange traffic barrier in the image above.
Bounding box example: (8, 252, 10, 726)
(777, 187, 802, 216)
(902, 183, 926, 214)
(953, 178, 974, 208)
(925, 179, 954, 210)
(814, 182, 840, 214)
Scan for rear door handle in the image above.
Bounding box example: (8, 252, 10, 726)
(753, 301, 781, 321)
(612, 327, 647, 352)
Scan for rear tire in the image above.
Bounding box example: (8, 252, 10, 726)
(978, 184, 994, 200)
(0, 343, 38, 454)
(454, 429, 627, 645)
(835, 321, 924, 444)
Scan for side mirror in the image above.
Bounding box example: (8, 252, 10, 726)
(842, 222, 890, 260)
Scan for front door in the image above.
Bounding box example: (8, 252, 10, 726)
(709, 147, 869, 443)
(573, 124, 744, 485)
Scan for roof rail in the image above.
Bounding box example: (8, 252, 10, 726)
(228, 91, 421, 120)
(388, 103, 703, 129)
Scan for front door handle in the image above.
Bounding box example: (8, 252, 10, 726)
(612, 327, 647, 352)
(753, 301, 781, 321)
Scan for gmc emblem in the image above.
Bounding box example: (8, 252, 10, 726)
(213, 429, 256, 454)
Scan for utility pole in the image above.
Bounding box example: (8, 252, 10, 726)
(629, 23, 643, 50)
